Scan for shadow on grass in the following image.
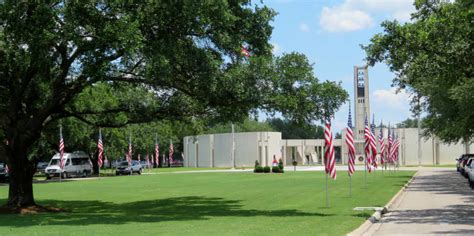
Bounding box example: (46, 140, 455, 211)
(0, 196, 332, 227)
(352, 212, 372, 218)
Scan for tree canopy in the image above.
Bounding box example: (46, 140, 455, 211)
(363, 0, 473, 143)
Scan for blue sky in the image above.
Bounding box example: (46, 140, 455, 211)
(259, 0, 416, 131)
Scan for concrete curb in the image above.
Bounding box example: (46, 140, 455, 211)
(347, 171, 419, 236)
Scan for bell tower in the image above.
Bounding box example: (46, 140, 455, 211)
(354, 65, 370, 143)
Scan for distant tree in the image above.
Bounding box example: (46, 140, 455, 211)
(205, 118, 274, 134)
(396, 118, 418, 128)
(267, 118, 324, 139)
(363, 0, 473, 143)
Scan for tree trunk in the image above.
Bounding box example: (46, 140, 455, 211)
(7, 153, 36, 208)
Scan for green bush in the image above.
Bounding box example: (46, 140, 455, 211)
(254, 160, 260, 169)
(254, 166, 263, 173)
(278, 159, 284, 171)
(263, 166, 271, 173)
(272, 166, 281, 173)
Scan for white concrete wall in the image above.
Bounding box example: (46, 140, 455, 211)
(438, 141, 463, 165)
(184, 130, 470, 167)
(235, 132, 259, 168)
(213, 133, 231, 167)
(197, 135, 212, 167)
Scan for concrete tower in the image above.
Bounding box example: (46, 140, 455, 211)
(353, 65, 370, 143)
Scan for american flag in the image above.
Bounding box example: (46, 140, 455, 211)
(371, 115, 378, 169)
(391, 131, 400, 163)
(324, 119, 336, 179)
(387, 125, 393, 163)
(59, 126, 65, 169)
(393, 134, 400, 164)
(346, 105, 356, 176)
(155, 141, 159, 167)
(241, 46, 250, 58)
(169, 141, 174, 165)
(379, 122, 385, 166)
(364, 116, 376, 172)
(97, 129, 104, 168)
(126, 136, 132, 166)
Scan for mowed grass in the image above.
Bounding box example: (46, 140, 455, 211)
(0, 170, 414, 236)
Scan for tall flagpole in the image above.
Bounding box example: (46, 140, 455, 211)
(98, 128, 101, 179)
(59, 124, 62, 183)
(231, 124, 235, 170)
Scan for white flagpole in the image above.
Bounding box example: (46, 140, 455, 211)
(231, 124, 235, 170)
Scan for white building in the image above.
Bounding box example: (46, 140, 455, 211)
(183, 66, 471, 168)
(183, 129, 472, 168)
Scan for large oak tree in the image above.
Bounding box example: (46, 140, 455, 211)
(363, 0, 473, 143)
(0, 1, 347, 209)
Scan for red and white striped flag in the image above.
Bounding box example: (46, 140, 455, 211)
(324, 119, 336, 179)
(155, 141, 159, 167)
(97, 129, 104, 168)
(241, 46, 250, 58)
(387, 125, 392, 163)
(126, 136, 132, 166)
(371, 115, 378, 169)
(169, 141, 174, 165)
(59, 126, 65, 169)
(346, 105, 356, 176)
(364, 117, 376, 173)
(391, 132, 400, 163)
(379, 123, 385, 166)
(146, 153, 150, 168)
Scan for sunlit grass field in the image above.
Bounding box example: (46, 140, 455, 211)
(0, 170, 414, 235)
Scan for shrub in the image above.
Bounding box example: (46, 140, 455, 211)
(263, 166, 271, 173)
(254, 166, 264, 173)
(254, 160, 260, 169)
(278, 158, 284, 172)
(272, 166, 281, 173)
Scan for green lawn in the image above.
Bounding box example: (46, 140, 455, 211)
(0, 170, 414, 236)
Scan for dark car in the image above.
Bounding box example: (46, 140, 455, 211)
(0, 163, 9, 183)
(36, 161, 49, 174)
(115, 160, 142, 175)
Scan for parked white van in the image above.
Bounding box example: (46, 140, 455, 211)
(45, 151, 92, 179)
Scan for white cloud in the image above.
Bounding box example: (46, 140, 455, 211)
(299, 23, 310, 32)
(271, 42, 281, 55)
(347, 0, 415, 22)
(319, 0, 415, 32)
(320, 6, 373, 32)
(373, 88, 411, 110)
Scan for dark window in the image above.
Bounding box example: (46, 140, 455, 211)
(72, 157, 90, 165)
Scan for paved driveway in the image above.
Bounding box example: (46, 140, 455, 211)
(363, 169, 474, 235)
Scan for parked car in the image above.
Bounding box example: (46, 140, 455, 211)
(0, 163, 9, 183)
(115, 160, 142, 175)
(457, 154, 474, 175)
(462, 157, 474, 178)
(36, 161, 49, 174)
(466, 160, 474, 188)
(140, 160, 149, 169)
(45, 151, 92, 179)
